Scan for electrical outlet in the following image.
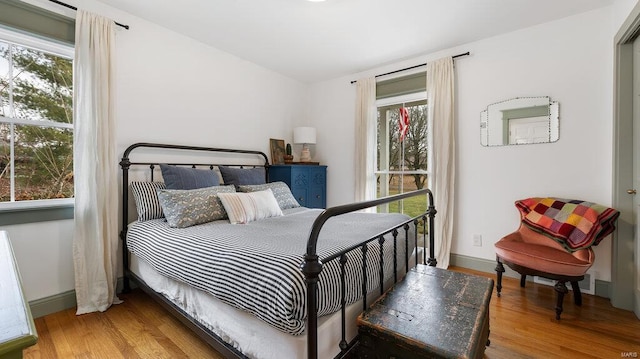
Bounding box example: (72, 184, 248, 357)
(473, 234, 482, 247)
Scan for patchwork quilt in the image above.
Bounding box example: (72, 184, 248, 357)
(515, 197, 620, 252)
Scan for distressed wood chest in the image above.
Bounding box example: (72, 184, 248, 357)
(357, 265, 494, 359)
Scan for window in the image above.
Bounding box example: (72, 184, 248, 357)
(0, 28, 74, 208)
(375, 91, 429, 217)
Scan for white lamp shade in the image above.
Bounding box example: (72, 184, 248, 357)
(293, 127, 317, 145)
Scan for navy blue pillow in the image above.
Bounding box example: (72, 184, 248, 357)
(218, 166, 266, 186)
(160, 164, 220, 190)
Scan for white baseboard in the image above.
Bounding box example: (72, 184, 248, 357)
(533, 271, 596, 295)
(29, 259, 612, 318)
(29, 277, 130, 318)
(29, 289, 76, 318)
(449, 253, 610, 298)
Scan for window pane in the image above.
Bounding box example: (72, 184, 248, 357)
(0, 37, 74, 204)
(0, 123, 11, 201)
(376, 99, 428, 217)
(376, 174, 429, 218)
(11, 45, 72, 124)
(14, 124, 73, 200)
(400, 102, 428, 173)
(0, 41, 9, 118)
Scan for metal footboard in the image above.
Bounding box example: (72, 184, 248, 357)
(302, 189, 436, 359)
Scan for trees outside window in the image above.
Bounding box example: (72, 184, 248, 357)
(0, 37, 73, 203)
(376, 96, 429, 217)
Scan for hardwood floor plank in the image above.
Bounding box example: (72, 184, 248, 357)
(125, 292, 223, 359)
(92, 309, 139, 358)
(106, 301, 185, 358)
(123, 292, 218, 358)
(454, 266, 640, 359)
(65, 309, 120, 359)
(20, 267, 640, 358)
(23, 316, 53, 359)
(42, 311, 78, 358)
(75, 311, 127, 359)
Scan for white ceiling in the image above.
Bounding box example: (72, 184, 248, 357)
(99, 0, 613, 83)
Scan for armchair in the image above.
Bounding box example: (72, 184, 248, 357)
(494, 197, 619, 319)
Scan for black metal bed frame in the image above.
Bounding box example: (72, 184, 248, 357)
(119, 142, 437, 359)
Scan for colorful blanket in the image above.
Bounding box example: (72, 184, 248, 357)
(515, 197, 620, 252)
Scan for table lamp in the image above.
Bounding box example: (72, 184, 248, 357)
(293, 127, 316, 162)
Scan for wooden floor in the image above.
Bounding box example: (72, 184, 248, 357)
(23, 267, 640, 359)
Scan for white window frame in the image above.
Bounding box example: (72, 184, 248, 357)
(375, 91, 430, 213)
(0, 26, 74, 211)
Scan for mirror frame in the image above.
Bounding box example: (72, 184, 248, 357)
(480, 96, 559, 146)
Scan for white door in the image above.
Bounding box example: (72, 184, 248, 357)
(508, 116, 550, 144)
(634, 35, 640, 318)
(613, 1, 640, 317)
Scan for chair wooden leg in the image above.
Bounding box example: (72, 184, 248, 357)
(554, 281, 569, 320)
(495, 258, 505, 297)
(570, 281, 582, 306)
(520, 275, 527, 288)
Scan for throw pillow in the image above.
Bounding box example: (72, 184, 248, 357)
(217, 189, 283, 224)
(160, 164, 220, 190)
(237, 182, 300, 210)
(130, 181, 166, 221)
(218, 166, 266, 186)
(157, 185, 236, 228)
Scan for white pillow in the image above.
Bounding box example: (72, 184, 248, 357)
(217, 189, 283, 224)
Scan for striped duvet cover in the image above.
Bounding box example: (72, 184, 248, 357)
(126, 207, 414, 335)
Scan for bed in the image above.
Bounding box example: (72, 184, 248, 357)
(119, 142, 437, 359)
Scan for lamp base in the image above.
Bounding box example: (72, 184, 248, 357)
(300, 144, 312, 162)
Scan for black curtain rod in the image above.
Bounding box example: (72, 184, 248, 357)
(350, 51, 469, 84)
(49, 0, 130, 30)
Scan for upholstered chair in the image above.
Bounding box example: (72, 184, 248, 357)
(494, 198, 619, 320)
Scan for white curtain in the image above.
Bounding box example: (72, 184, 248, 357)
(72, 10, 121, 314)
(354, 77, 377, 202)
(427, 57, 455, 269)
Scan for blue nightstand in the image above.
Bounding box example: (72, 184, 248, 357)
(268, 165, 327, 209)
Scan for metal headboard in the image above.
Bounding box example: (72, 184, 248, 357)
(118, 142, 270, 292)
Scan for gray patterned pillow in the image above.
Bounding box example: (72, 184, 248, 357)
(157, 185, 236, 228)
(237, 181, 300, 210)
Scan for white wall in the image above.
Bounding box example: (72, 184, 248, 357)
(454, 7, 614, 280)
(307, 7, 617, 281)
(8, 1, 634, 303)
(6, 220, 74, 301)
(7, 0, 305, 302)
(613, 0, 640, 31)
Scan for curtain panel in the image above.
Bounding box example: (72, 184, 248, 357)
(354, 77, 377, 202)
(427, 57, 455, 269)
(72, 9, 120, 314)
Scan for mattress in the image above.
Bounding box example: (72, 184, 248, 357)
(126, 208, 415, 335)
(130, 254, 368, 359)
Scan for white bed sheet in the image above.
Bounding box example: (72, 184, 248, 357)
(131, 254, 365, 359)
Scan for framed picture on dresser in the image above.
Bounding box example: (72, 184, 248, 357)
(269, 138, 285, 165)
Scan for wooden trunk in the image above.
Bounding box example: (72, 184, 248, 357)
(357, 265, 493, 359)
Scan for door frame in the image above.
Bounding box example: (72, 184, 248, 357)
(612, 2, 640, 313)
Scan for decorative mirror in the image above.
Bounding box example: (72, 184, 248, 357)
(480, 96, 559, 146)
